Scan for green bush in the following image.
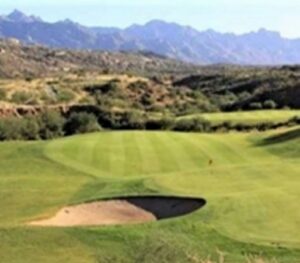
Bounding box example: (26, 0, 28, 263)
(39, 110, 65, 139)
(21, 116, 41, 140)
(56, 89, 75, 103)
(146, 116, 175, 130)
(249, 102, 263, 110)
(64, 112, 101, 135)
(0, 89, 7, 101)
(173, 117, 211, 132)
(263, 100, 277, 109)
(122, 111, 146, 129)
(0, 118, 23, 140)
(0, 116, 41, 141)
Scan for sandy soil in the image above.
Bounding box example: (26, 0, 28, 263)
(29, 200, 157, 227)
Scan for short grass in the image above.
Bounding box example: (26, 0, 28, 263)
(0, 128, 300, 262)
(180, 110, 300, 125)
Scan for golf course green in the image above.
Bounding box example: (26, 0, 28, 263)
(0, 128, 300, 262)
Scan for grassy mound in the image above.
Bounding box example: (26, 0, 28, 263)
(0, 130, 299, 262)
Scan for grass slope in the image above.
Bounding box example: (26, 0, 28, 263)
(0, 130, 299, 262)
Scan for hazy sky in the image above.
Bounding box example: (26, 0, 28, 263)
(1, 0, 300, 38)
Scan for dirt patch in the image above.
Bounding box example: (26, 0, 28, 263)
(29, 196, 206, 227)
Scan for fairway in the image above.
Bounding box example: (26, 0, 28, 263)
(180, 110, 300, 125)
(0, 129, 300, 262)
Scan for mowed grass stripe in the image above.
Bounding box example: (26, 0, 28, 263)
(122, 132, 143, 176)
(182, 134, 230, 165)
(168, 133, 212, 169)
(134, 131, 162, 175)
(159, 133, 201, 172)
(148, 132, 180, 173)
(109, 132, 126, 176)
(80, 134, 99, 171)
(92, 133, 111, 175)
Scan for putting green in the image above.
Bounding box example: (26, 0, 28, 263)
(0, 129, 299, 262)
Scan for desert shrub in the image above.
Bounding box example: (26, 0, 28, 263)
(249, 102, 263, 110)
(78, 96, 94, 104)
(127, 81, 148, 92)
(121, 111, 146, 129)
(11, 91, 35, 105)
(25, 76, 34, 82)
(0, 89, 7, 101)
(214, 121, 234, 132)
(102, 68, 110, 75)
(173, 117, 211, 132)
(56, 89, 75, 103)
(256, 122, 274, 131)
(64, 112, 101, 135)
(145, 116, 175, 130)
(39, 110, 65, 139)
(177, 100, 219, 116)
(263, 100, 277, 109)
(290, 116, 300, 125)
(97, 110, 122, 129)
(98, 110, 147, 130)
(95, 81, 120, 95)
(140, 93, 155, 107)
(232, 123, 250, 132)
(40, 92, 56, 105)
(21, 116, 41, 140)
(0, 116, 40, 141)
(238, 91, 252, 101)
(0, 118, 24, 140)
(212, 92, 238, 109)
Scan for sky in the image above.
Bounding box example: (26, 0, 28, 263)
(1, 0, 300, 38)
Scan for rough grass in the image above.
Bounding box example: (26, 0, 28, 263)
(0, 129, 299, 262)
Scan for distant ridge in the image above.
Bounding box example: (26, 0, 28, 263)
(1, 10, 300, 65)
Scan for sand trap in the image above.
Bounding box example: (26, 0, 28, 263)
(29, 196, 206, 227)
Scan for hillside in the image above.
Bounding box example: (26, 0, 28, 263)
(2, 10, 300, 65)
(1, 41, 300, 120)
(174, 66, 300, 110)
(0, 38, 198, 78)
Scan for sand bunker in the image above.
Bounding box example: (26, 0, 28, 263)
(29, 196, 206, 227)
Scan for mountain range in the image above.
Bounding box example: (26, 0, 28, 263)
(1, 9, 300, 65)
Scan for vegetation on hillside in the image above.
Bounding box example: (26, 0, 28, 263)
(1, 41, 300, 139)
(0, 109, 299, 141)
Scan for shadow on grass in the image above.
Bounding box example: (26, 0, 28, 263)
(122, 196, 206, 220)
(258, 128, 300, 146)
